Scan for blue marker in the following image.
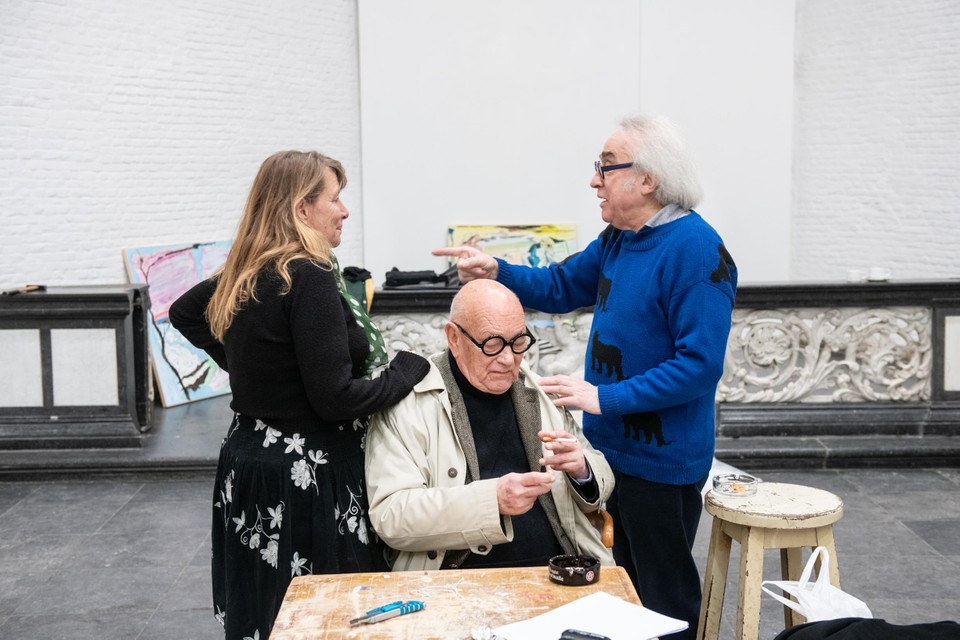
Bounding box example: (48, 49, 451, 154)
(349, 600, 425, 625)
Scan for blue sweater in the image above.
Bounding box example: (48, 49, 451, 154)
(497, 213, 737, 484)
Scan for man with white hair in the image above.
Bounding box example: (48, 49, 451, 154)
(435, 114, 737, 639)
(366, 279, 614, 571)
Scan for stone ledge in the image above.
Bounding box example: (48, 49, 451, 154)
(2, 434, 957, 479)
(716, 434, 960, 470)
(0, 447, 218, 479)
(717, 402, 960, 438)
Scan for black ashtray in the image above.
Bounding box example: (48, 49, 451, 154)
(548, 554, 600, 586)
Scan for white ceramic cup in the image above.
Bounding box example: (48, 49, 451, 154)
(868, 267, 891, 281)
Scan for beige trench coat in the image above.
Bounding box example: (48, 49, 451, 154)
(366, 352, 615, 572)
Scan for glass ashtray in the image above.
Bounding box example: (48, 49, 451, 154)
(712, 473, 759, 497)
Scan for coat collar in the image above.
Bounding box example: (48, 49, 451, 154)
(428, 351, 542, 481)
(426, 351, 571, 554)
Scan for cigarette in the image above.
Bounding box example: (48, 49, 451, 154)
(541, 436, 578, 443)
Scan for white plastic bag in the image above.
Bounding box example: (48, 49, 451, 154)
(761, 546, 873, 622)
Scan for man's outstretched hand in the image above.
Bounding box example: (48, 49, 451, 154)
(432, 246, 499, 282)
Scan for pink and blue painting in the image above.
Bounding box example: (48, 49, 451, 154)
(123, 241, 231, 407)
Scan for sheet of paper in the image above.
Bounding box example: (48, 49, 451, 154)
(492, 591, 688, 640)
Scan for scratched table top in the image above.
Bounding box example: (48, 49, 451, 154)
(271, 565, 640, 639)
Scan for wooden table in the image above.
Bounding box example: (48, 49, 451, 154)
(271, 566, 640, 639)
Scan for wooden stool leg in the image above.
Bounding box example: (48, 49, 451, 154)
(815, 525, 841, 587)
(735, 526, 765, 640)
(781, 547, 806, 628)
(697, 517, 732, 640)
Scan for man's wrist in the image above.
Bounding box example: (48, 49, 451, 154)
(569, 466, 594, 484)
(568, 463, 599, 502)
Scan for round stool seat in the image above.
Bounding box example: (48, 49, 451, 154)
(705, 482, 843, 529)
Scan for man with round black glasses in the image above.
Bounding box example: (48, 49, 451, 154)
(365, 279, 615, 572)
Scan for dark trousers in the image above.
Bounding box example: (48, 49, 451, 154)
(608, 472, 708, 640)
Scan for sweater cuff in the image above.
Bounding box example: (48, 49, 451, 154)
(494, 258, 511, 285)
(390, 350, 431, 385)
(597, 384, 622, 416)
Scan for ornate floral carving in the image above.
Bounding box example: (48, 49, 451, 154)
(525, 310, 593, 377)
(377, 313, 449, 358)
(717, 307, 931, 403)
(377, 305, 931, 404)
(377, 310, 593, 378)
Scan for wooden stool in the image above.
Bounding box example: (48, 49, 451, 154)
(696, 482, 844, 640)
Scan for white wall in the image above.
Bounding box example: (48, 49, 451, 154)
(358, 0, 640, 283)
(638, 0, 795, 283)
(0, 0, 365, 290)
(792, 0, 960, 281)
(2, 1, 958, 291)
(359, 0, 795, 284)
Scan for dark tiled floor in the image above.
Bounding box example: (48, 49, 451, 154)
(0, 474, 221, 640)
(0, 399, 958, 639)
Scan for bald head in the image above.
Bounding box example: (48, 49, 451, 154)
(446, 280, 529, 394)
(450, 280, 524, 325)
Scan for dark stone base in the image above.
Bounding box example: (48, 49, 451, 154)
(716, 402, 960, 469)
(716, 434, 960, 470)
(717, 402, 960, 438)
(0, 394, 229, 478)
(0, 417, 143, 449)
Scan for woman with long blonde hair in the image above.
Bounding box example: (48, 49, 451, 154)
(171, 150, 429, 640)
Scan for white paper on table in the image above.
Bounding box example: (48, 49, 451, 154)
(492, 591, 688, 640)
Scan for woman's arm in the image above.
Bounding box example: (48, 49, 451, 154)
(288, 264, 429, 422)
(168, 278, 227, 370)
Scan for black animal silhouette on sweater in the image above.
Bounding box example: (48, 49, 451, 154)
(709, 243, 736, 284)
(622, 412, 672, 447)
(596, 274, 612, 312)
(591, 332, 624, 380)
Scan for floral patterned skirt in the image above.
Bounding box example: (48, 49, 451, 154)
(211, 413, 388, 640)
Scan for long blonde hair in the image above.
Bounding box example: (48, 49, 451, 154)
(207, 150, 346, 342)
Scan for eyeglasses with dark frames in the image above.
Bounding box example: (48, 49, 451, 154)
(594, 160, 634, 180)
(453, 322, 537, 357)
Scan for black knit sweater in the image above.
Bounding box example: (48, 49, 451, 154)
(170, 259, 429, 434)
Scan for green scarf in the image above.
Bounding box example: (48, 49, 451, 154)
(331, 255, 388, 377)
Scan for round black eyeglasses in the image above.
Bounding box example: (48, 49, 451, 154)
(594, 160, 634, 180)
(454, 322, 537, 357)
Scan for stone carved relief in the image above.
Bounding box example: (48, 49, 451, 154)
(377, 305, 931, 404)
(377, 313, 449, 358)
(377, 309, 594, 378)
(526, 310, 593, 378)
(717, 307, 931, 403)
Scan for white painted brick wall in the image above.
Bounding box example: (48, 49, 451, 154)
(0, 0, 364, 289)
(793, 0, 960, 280)
(2, 1, 958, 289)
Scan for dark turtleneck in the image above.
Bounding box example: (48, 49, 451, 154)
(447, 352, 564, 568)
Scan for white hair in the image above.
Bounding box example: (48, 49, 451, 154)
(620, 114, 702, 210)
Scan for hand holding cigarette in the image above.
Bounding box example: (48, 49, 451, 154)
(538, 431, 589, 480)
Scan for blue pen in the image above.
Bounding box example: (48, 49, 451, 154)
(349, 600, 425, 625)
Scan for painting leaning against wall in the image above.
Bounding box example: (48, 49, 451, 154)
(445, 224, 577, 268)
(123, 241, 231, 407)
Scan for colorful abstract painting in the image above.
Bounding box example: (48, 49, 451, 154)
(446, 224, 577, 268)
(123, 241, 231, 407)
